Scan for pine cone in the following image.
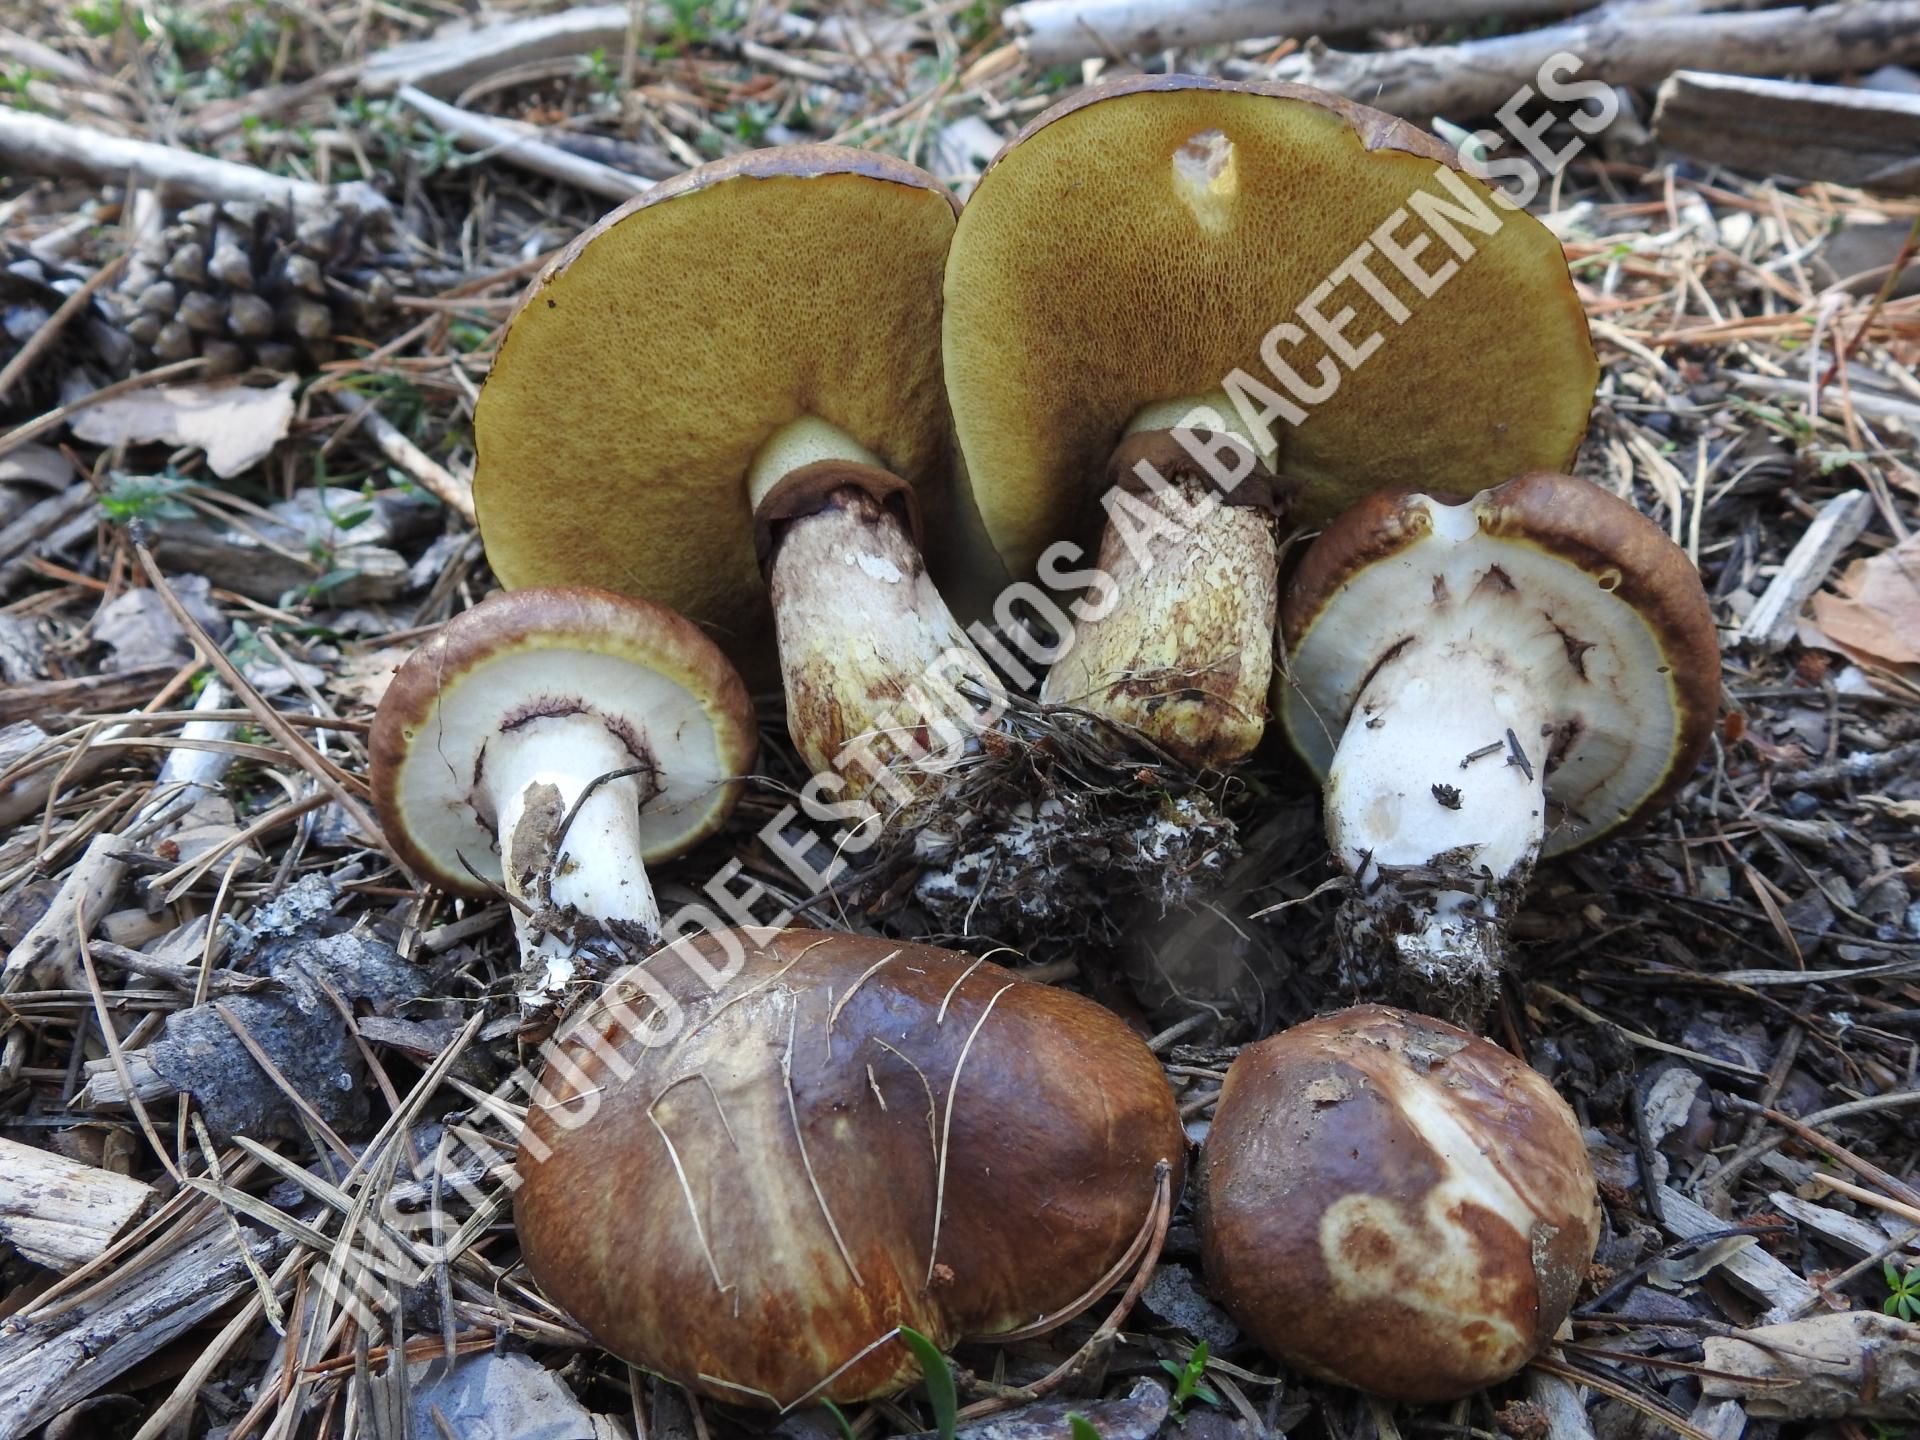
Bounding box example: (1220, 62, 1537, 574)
(113, 200, 398, 377)
(0, 247, 133, 422)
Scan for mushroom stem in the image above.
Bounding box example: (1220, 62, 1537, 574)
(751, 417, 1000, 800)
(1323, 642, 1550, 1003)
(1040, 391, 1279, 770)
(483, 712, 662, 991)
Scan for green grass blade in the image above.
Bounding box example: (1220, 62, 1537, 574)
(897, 1326, 957, 1440)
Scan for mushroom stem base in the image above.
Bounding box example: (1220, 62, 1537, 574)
(1041, 470, 1275, 771)
(487, 713, 661, 1002)
(768, 485, 999, 805)
(1323, 643, 1550, 1016)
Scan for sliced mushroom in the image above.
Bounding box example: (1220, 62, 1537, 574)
(475, 147, 997, 801)
(1278, 472, 1720, 1011)
(1197, 1005, 1600, 1402)
(368, 587, 756, 1002)
(515, 926, 1185, 1407)
(944, 75, 1597, 769)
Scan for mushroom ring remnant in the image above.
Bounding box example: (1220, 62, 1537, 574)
(1197, 1005, 1601, 1401)
(368, 587, 756, 1003)
(944, 74, 1597, 770)
(474, 145, 998, 802)
(1278, 472, 1720, 1013)
(514, 926, 1186, 1407)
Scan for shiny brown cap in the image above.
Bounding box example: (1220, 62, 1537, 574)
(1197, 1005, 1600, 1402)
(475, 146, 958, 671)
(515, 927, 1185, 1407)
(943, 74, 1597, 578)
(368, 586, 756, 894)
(1279, 471, 1720, 854)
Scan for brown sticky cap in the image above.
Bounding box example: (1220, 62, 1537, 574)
(1198, 1005, 1600, 1401)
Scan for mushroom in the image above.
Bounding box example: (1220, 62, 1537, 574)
(1197, 1005, 1600, 1402)
(515, 926, 1185, 1407)
(1277, 472, 1719, 1011)
(474, 147, 997, 801)
(943, 75, 1596, 770)
(368, 587, 756, 1000)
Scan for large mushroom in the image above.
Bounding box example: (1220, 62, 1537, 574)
(368, 587, 756, 1000)
(1278, 472, 1720, 1011)
(474, 147, 996, 801)
(1197, 1005, 1600, 1402)
(943, 75, 1597, 769)
(515, 926, 1185, 1407)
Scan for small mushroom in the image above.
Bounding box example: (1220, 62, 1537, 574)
(475, 148, 997, 800)
(515, 926, 1186, 1407)
(1278, 472, 1719, 1012)
(367, 587, 756, 1002)
(944, 75, 1596, 769)
(1197, 1005, 1600, 1402)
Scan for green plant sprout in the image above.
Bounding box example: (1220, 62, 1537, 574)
(1160, 1341, 1221, 1421)
(1884, 1260, 1920, 1321)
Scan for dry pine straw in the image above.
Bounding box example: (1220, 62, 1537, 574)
(1, 14, 1918, 1440)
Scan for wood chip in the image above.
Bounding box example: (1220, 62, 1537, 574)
(0, 1137, 151, 1272)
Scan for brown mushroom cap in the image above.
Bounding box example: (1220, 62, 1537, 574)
(474, 147, 958, 667)
(1197, 1005, 1600, 1402)
(942, 74, 1597, 578)
(368, 586, 756, 895)
(515, 926, 1186, 1407)
(1278, 471, 1720, 855)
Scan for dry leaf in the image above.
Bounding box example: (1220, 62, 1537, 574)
(1807, 532, 1920, 667)
(71, 378, 296, 479)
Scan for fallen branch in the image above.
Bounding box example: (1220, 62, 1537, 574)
(395, 86, 652, 202)
(1655, 70, 1920, 193)
(1703, 1311, 1920, 1421)
(363, 3, 636, 95)
(1736, 488, 1875, 652)
(1261, 2, 1920, 120)
(329, 391, 476, 524)
(0, 108, 387, 216)
(1006, 0, 1576, 67)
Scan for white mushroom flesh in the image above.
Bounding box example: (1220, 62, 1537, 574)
(1284, 496, 1684, 972)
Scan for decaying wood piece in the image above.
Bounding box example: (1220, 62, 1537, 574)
(1262, 2, 1920, 120)
(1703, 1311, 1920, 1421)
(0, 1215, 286, 1436)
(1655, 71, 1920, 193)
(0, 1136, 151, 1272)
(1005, 0, 1576, 66)
(1655, 1185, 1820, 1323)
(0, 665, 176, 729)
(1527, 1370, 1598, 1440)
(76, 1050, 173, 1110)
(0, 108, 387, 217)
(1738, 489, 1875, 652)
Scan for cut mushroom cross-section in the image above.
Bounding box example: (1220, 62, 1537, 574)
(1278, 472, 1720, 1013)
(943, 74, 1597, 770)
(368, 587, 757, 1003)
(475, 146, 998, 802)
